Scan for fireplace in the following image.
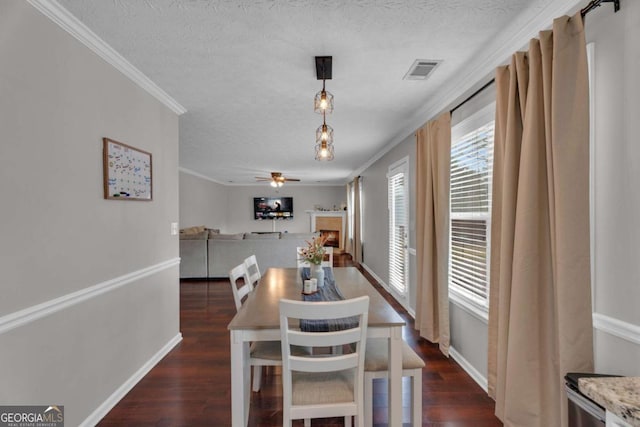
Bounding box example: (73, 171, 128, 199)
(308, 210, 346, 253)
(320, 229, 340, 248)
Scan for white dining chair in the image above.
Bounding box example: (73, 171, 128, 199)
(363, 339, 425, 426)
(279, 296, 370, 427)
(323, 246, 334, 267)
(229, 264, 283, 392)
(243, 254, 261, 288)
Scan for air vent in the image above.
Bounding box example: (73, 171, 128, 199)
(403, 59, 442, 80)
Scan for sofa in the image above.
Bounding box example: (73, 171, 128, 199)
(179, 229, 317, 279)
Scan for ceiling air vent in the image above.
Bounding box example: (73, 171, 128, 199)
(403, 59, 442, 81)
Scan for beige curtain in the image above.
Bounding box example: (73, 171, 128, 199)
(345, 183, 352, 255)
(487, 13, 594, 427)
(415, 112, 451, 356)
(352, 176, 363, 264)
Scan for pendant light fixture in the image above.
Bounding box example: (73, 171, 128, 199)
(314, 56, 334, 161)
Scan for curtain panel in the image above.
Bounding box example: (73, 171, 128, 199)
(415, 112, 451, 356)
(345, 182, 352, 255)
(487, 13, 594, 427)
(352, 176, 363, 265)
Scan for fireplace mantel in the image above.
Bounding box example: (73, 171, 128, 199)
(306, 210, 347, 253)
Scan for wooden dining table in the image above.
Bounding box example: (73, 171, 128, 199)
(227, 267, 406, 426)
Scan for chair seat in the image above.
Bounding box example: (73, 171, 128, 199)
(292, 369, 355, 405)
(250, 341, 309, 362)
(364, 339, 425, 371)
(364, 340, 424, 426)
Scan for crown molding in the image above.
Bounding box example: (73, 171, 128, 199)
(351, 0, 583, 181)
(179, 167, 228, 185)
(27, 0, 187, 116)
(179, 167, 345, 187)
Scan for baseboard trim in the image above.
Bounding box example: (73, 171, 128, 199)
(0, 258, 180, 335)
(360, 263, 413, 316)
(593, 312, 640, 346)
(449, 345, 488, 393)
(79, 333, 183, 427)
(27, 0, 186, 115)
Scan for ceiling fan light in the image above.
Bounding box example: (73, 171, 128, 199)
(270, 180, 278, 187)
(314, 89, 334, 114)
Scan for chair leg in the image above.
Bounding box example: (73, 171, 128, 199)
(364, 374, 373, 427)
(252, 365, 262, 392)
(411, 369, 422, 427)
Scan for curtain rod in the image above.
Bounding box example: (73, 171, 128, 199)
(450, 0, 621, 115)
(450, 79, 495, 115)
(581, 0, 620, 17)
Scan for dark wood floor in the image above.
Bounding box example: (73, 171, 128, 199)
(98, 255, 502, 426)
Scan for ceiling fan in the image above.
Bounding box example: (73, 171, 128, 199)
(255, 172, 300, 187)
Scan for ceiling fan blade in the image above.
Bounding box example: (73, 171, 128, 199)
(284, 178, 300, 182)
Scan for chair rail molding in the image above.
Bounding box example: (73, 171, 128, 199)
(0, 258, 180, 335)
(593, 312, 640, 346)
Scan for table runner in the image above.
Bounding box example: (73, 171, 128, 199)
(299, 267, 358, 332)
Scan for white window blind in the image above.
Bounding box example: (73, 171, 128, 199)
(449, 121, 494, 304)
(388, 161, 408, 295)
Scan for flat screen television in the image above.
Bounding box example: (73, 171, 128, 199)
(254, 197, 293, 220)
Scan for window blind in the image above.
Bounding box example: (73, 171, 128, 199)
(388, 169, 407, 294)
(449, 121, 494, 302)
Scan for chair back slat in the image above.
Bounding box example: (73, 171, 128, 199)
(243, 254, 261, 288)
(229, 264, 251, 311)
(290, 353, 359, 373)
(288, 328, 362, 348)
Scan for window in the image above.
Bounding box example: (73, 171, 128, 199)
(449, 108, 495, 313)
(388, 158, 409, 295)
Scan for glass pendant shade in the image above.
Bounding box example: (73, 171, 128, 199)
(314, 89, 334, 114)
(315, 140, 335, 161)
(315, 122, 334, 144)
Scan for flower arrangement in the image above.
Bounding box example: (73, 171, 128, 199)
(298, 235, 328, 265)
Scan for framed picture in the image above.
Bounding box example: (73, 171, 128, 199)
(103, 138, 152, 200)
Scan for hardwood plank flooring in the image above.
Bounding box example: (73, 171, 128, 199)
(98, 255, 502, 426)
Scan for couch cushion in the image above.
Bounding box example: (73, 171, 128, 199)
(210, 233, 244, 240)
(280, 232, 318, 240)
(180, 225, 206, 235)
(244, 232, 281, 240)
(179, 230, 208, 240)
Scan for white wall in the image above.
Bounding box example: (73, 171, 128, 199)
(179, 170, 228, 230)
(586, 1, 640, 375)
(224, 185, 345, 234)
(360, 135, 417, 313)
(177, 173, 345, 234)
(0, 2, 180, 425)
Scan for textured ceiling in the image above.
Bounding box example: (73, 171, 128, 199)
(57, 0, 555, 185)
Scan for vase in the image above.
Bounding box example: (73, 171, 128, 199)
(312, 264, 325, 287)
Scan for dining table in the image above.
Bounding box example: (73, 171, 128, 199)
(227, 266, 406, 426)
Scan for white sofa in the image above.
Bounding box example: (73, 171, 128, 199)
(179, 232, 316, 279)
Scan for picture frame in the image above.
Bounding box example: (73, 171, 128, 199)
(103, 138, 152, 200)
